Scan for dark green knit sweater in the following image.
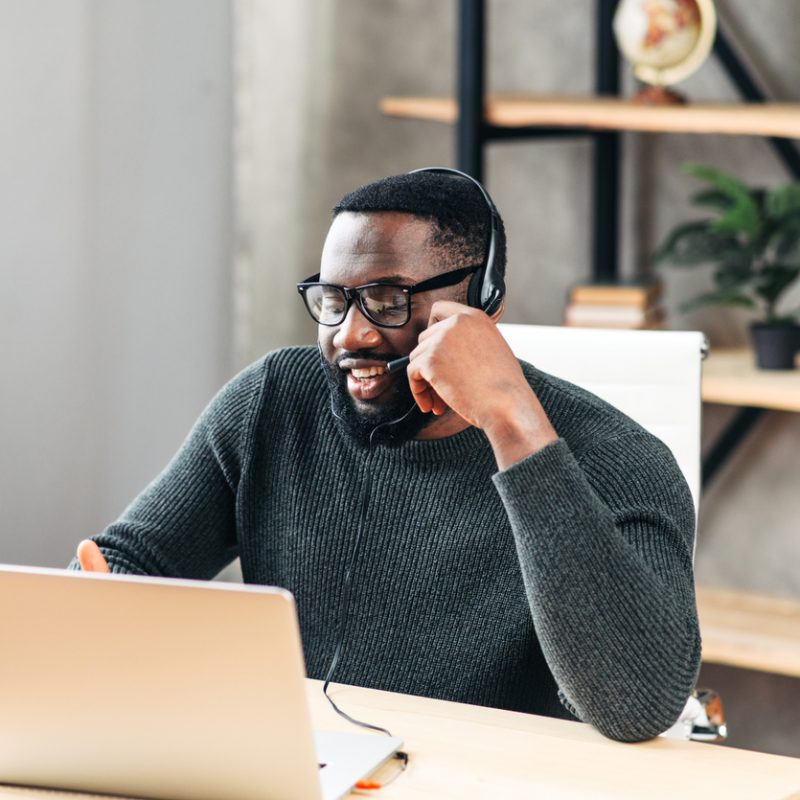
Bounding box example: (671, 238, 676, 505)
(75, 345, 700, 742)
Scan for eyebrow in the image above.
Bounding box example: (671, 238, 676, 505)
(372, 273, 414, 284)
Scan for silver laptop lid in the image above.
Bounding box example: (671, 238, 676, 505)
(0, 564, 322, 800)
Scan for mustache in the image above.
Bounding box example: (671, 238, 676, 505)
(333, 349, 403, 367)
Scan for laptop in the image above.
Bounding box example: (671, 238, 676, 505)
(0, 564, 402, 800)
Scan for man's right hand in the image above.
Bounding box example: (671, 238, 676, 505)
(77, 539, 110, 573)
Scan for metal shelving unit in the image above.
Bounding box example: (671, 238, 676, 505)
(381, 0, 800, 486)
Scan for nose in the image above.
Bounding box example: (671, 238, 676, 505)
(332, 301, 382, 352)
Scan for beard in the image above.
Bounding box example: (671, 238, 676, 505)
(320, 349, 430, 447)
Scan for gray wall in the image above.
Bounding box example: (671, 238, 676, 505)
(0, 0, 232, 567)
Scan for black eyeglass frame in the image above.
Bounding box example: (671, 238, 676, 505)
(296, 265, 481, 328)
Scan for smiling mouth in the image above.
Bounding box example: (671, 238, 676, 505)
(341, 362, 395, 402)
(350, 365, 388, 379)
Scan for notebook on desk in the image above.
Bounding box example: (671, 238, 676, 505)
(0, 564, 401, 800)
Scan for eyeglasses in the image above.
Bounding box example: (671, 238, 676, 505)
(296, 265, 480, 328)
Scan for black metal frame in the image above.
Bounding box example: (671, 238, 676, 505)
(455, 0, 622, 277)
(701, 407, 764, 486)
(592, 0, 621, 284)
(454, 0, 800, 487)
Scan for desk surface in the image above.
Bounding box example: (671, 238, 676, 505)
(2, 681, 800, 800)
(307, 681, 800, 800)
(702, 347, 800, 412)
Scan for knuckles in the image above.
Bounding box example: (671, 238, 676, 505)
(430, 300, 483, 322)
(429, 304, 488, 339)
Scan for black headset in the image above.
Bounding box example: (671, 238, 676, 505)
(408, 166, 505, 316)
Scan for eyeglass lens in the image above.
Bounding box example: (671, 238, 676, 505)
(305, 284, 409, 326)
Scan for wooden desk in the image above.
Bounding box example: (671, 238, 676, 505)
(702, 347, 800, 412)
(1, 681, 799, 799)
(308, 681, 800, 799)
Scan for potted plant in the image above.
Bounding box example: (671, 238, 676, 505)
(655, 163, 800, 369)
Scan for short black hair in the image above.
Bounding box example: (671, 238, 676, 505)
(332, 171, 507, 277)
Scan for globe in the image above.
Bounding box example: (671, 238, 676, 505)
(613, 0, 717, 101)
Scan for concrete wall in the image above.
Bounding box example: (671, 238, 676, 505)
(0, 0, 232, 567)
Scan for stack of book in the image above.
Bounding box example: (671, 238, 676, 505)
(564, 281, 665, 329)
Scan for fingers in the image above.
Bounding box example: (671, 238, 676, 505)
(408, 374, 447, 416)
(408, 373, 435, 413)
(77, 539, 110, 573)
(409, 307, 461, 416)
(431, 392, 447, 415)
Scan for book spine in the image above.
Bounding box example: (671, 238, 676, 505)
(568, 283, 662, 308)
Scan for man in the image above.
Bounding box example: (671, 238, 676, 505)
(75, 170, 700, 743)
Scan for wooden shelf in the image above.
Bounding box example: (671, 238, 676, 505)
(697, 585, 800, 678)
(380, 95, 800, 138)
(702, 348, 800, 412)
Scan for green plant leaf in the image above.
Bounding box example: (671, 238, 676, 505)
(713, 262, 753, 289)
(654, 220, 709, 263)
(713, 204, 761, 238)
(654, 220, 745, 267)
(690, 189, 735, 212)
(683, 163, 752, 196)
(682, 163, 761, 238)
(768, 215, 800, 260)
(753, 263, 800, 305)
(766, 184, 800, 220)
(679, 289, 757, 314)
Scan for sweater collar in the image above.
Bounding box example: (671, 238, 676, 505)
(329, 406, 492, 465)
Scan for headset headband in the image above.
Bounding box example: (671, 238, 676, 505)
(408, 167, 505, 316)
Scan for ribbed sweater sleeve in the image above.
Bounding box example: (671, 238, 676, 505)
(68, 358, 267, 577)
(493, 434, 700, 742)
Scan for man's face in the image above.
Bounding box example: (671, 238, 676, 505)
(317, 211, 467, 445)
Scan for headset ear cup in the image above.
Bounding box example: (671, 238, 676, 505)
(467, 268, 484, 309)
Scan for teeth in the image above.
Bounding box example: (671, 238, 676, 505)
(351, 366, 387, 379)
